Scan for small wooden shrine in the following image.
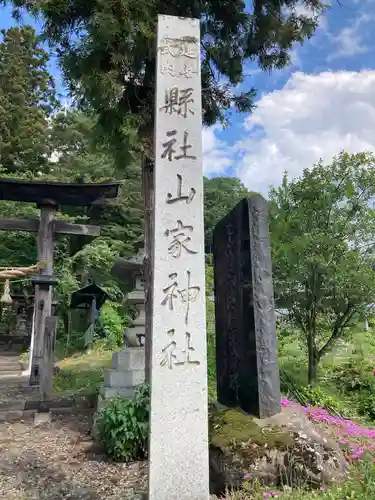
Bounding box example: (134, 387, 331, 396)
(70, 282, 109, 349)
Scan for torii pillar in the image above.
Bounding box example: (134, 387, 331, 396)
(29, 200, 57, 387)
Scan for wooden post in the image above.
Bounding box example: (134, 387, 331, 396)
(90, 296, 96, 347)
(40, 316, 57, 403)
(143, 155, 154, 383)
(28, 306, 36, 375)
(29, 204, 56, 386)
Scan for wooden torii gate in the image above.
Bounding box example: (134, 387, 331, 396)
(0, 178, 121, 402)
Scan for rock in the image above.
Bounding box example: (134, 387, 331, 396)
(129, 493, 147, 500)
(209, 405, 347, 496)
(19, 360, 61, 375)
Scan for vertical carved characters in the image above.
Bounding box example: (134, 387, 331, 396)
(159, 36, 199, 78)
(157, 32, 201, 364)
(149, 15, 208, 500)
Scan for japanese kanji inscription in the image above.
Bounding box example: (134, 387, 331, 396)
(160, 329, 200, 369)
(159, 87, 195, 118)
(159, 34, 199, 79)
(166, 174, 195, 204)
(164, 220, 197, 259)
(160, 270, 200, 324)
(161, 130, 196, 161)
(149, 15, 209, 500)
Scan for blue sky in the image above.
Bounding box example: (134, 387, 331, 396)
(2, 1, 375, 194)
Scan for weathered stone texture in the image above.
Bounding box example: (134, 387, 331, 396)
(213, 195, 281, 418)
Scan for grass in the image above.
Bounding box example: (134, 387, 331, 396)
(52, 345, 114, 397)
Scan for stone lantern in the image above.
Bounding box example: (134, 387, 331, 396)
(112, 237, 145, 347)
(99, 236, 146, 403)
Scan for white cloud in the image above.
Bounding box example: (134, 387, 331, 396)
(232, 70, 375, 195)
(328, 12, 373, 60)
(202, 126, 234, 176)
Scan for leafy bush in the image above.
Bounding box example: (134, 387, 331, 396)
(359, 394, 375, 420)
(99, 302, 127, 348)
(299, 385, 349, 416)
(329, 358, 374, 393)
(95, 383, 150, 462)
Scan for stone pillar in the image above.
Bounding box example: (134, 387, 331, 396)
(213, 195, 281, 419)
(148, 15, 209, 500)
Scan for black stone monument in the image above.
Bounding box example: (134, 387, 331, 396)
(213, 195, 281, 419)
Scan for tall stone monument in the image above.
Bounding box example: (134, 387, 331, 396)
(213, 195, 281, 419)
(148, 15, 209, 500)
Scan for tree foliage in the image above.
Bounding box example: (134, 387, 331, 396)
(204, 176, 254, 251)
(270, 151, 375, 383)
(0, 26, 58, 173)
(2, 0, 327, 154)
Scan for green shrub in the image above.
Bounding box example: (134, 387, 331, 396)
(329, 358, 374, 393)
(359, 394, 375, 420)
(299, 385, 349, 416)
(95, 383, 150, 462)
(99, 302, 127, 348)
(19, 349, 29, 361)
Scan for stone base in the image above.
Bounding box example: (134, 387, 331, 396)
(100, 386, 138, 400)
(209, 405, 347, 496)
(100, 347, 145, 405)
(34, 411, 52, 426)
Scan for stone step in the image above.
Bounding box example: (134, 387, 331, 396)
(0, 364, 22, 371)
(111, 348, 145, 371)
(0, 351, 22, 357)
(0, 409, 36, 422)
(104, 369, 145, 388)
(0, 361, 21, 371)
(0, 405, 89, 423)
(0, 370, 22, 377)
(100, 386, 138, 400)
(0, 394, 94, 423)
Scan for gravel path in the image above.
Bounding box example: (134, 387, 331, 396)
(0, 410, 147, 500)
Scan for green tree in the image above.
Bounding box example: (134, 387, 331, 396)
(0, 26, 58, 174)
(4, 0, 327, 152)
(269, 151, 375, 384)
(3, 0, 329, 363)
(204, 177, 255, 251)
(49, 110, 143, 256)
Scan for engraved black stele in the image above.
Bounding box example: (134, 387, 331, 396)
(164, 220, 198, 259)
(161, 270, 200, 325)
(159, 87, 194, 118)
(161, 130, 196, 161)
(166, 174, 195, 204)
(160, 329, 200, 369)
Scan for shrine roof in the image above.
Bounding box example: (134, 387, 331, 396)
(70, 283, 108, 310)
(0, 178, 121, 206)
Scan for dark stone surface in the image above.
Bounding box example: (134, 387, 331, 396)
(0, 178, 120, 206)
(213, 195, 281, 418)
(31, 275, 58, 288)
